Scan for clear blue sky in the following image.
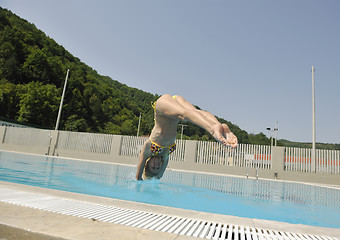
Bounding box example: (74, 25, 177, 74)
(2, 0, 339, 144)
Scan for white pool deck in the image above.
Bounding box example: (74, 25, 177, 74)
(0, 180, 339, 240)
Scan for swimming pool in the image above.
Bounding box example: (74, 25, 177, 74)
(0, 150, 339, 229)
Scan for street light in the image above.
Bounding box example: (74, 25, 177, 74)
(137, 113, 141, 137)
(266, 122, 278, 146)
(178, 124, 187, 141)
(266, 128, 274, 147)
(312, 66, 316, 171)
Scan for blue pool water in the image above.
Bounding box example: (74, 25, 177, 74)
(0, 150, 339, 229)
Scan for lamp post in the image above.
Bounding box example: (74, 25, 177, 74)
(137, 113, 141, 137)
(274, 120, 278, 146)
(266, 123, 278, 147)
(312, 66, 316, 172)
(266, 128, 274, 147)
(178, 124, 187, 141)
(55, 69, 70, 131)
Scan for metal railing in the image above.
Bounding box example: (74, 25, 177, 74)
(196, 141, 272, 169)
(2, 127, 50, 148)
(120, 135, 148, 157)
(56, 130, 113, 154)
(285, 147, 340, 174)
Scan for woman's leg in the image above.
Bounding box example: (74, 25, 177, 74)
(175, 95, 237, 147)
(156, 95, 230, 145)
(198, 110, 238, 147)
(172, 95, 199, 111)
(173, 95, 234, 138)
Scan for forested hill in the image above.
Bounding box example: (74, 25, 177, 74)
(0, 7, 250, 143)
(1, 7, 338, 149)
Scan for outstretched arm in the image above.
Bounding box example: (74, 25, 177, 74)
(136, 139, 152, 180)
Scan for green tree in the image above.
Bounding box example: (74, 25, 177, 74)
(121, 119, 135, 135)
(0, 82, 22, 119)
(64, 115, 89, 132)
(0, 41, 17, 80)
(248, 133, 270, 145)
(46, 55, 64, 86)
(0, 8, 11, 30)
(17, 82, 59, 127)
(22, 47, 49, 83)
(104, 122, 121, 135)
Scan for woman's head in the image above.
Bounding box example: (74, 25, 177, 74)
(143, 156, 163, 179)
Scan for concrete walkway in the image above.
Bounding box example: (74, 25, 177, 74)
(0, 202, 194, 240)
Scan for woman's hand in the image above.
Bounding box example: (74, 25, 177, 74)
(136, 139, 152, 180)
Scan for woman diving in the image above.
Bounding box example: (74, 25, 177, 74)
(136, 94, 238, 180)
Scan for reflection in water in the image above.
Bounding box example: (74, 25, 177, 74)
(163, 169, 340, 208)
(1, 151, 340, 228)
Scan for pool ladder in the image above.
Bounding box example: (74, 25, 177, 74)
(245, 154, 258, 180)
(246, 161, 259, 180)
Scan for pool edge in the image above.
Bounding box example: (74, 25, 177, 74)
(0, 181, 339, 239)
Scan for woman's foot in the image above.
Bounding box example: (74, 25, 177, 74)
(211, 124, 228, 146)
(222, 123, 238, 148)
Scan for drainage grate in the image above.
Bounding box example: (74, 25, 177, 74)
(0, 186, 337, 240)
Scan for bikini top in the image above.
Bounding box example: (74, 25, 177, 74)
(150, 141, 176, 156)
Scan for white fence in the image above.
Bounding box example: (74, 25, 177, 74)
(285, 147, 340, 174)
(120, 136, 148, 157)
(2, 127, 50, 148)
(57, 131, 113, 154)
(197, 141, 272, 169)
(1, 127, 339, 175)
